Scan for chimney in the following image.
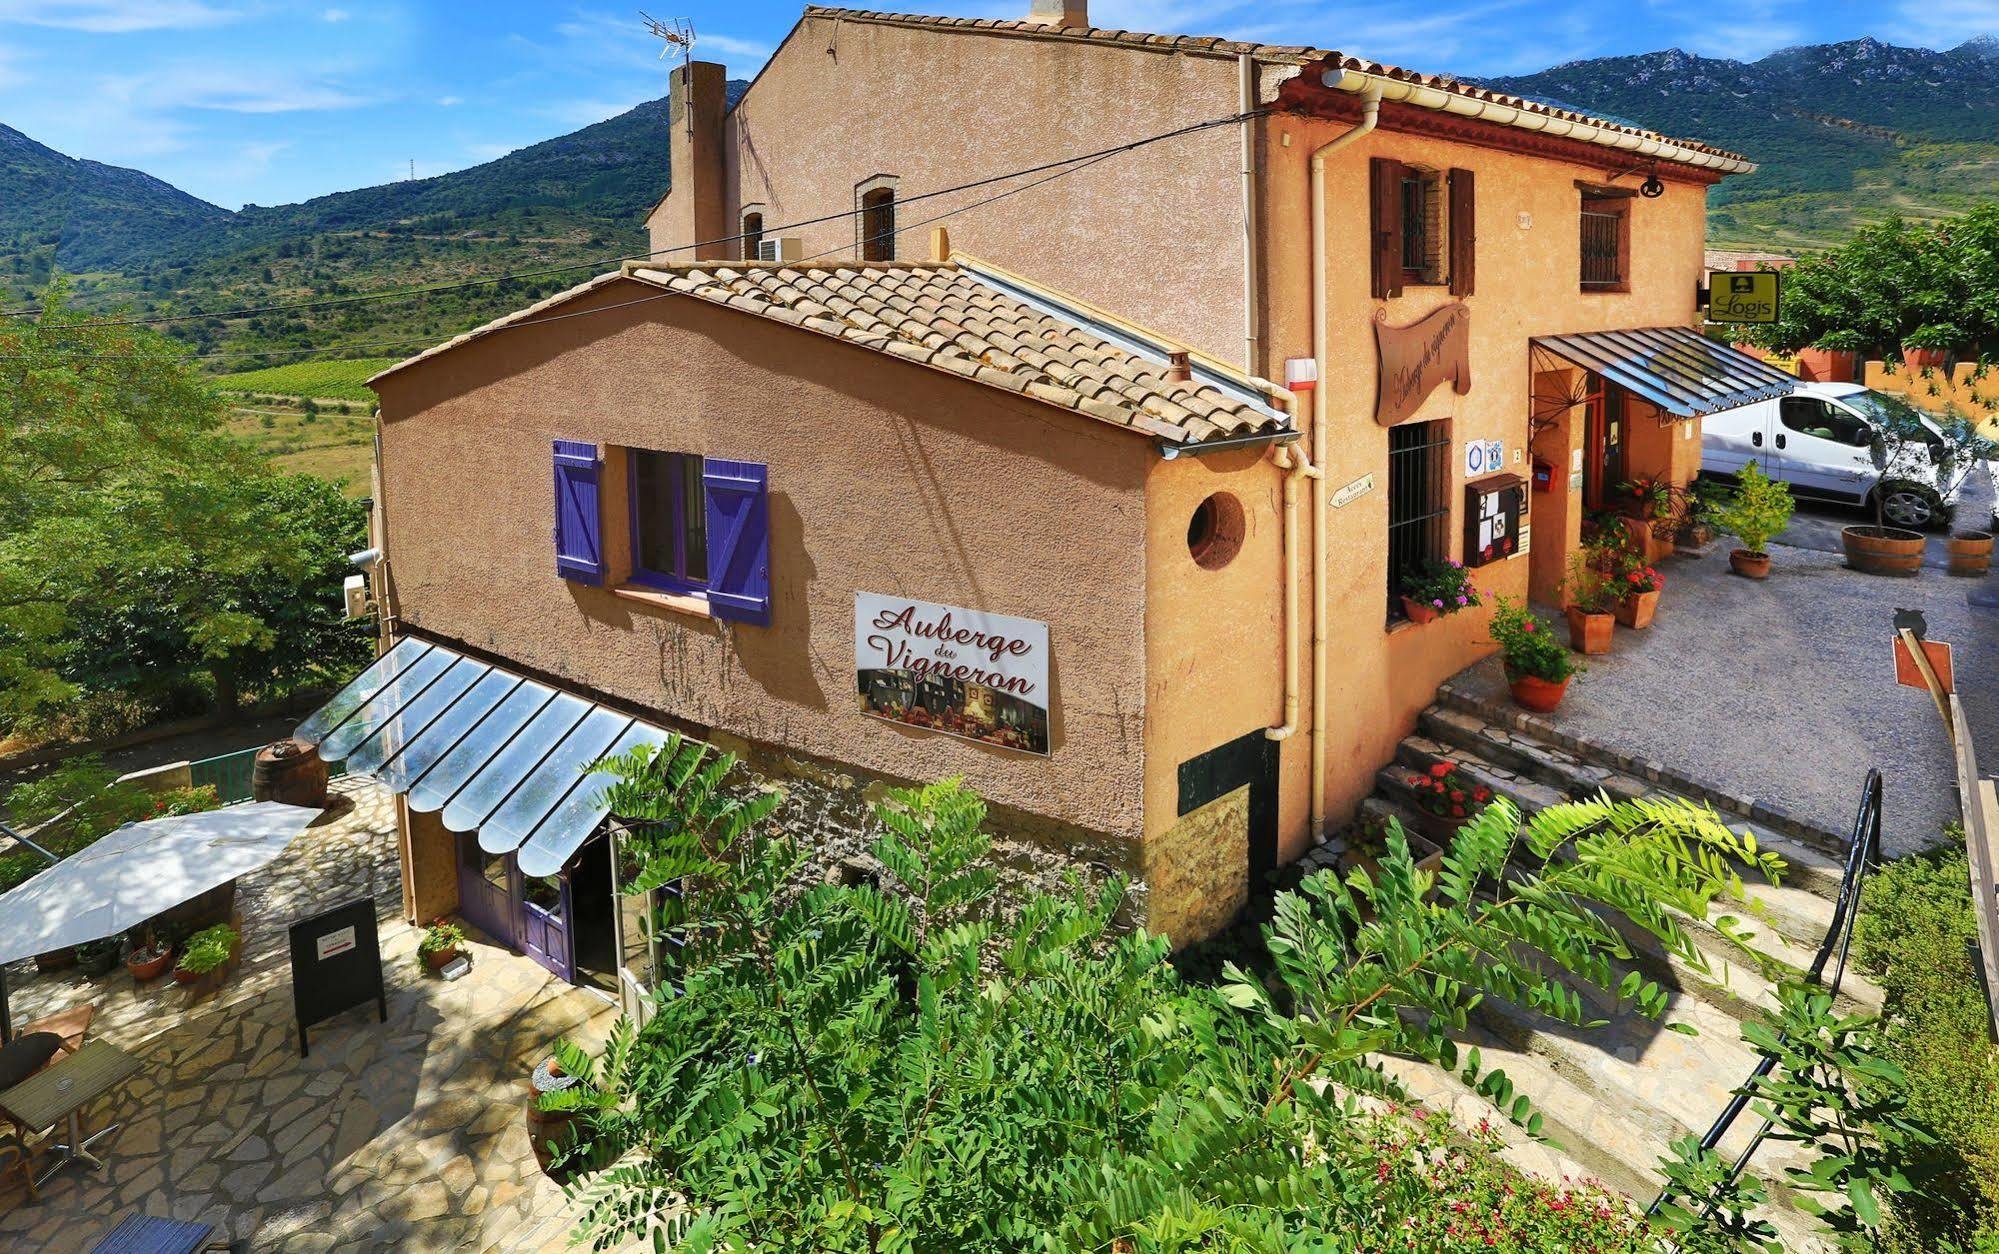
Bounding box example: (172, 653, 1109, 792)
(647, 60, 729, 263)
(1025, 0, 1088, 28)
(1164, 351, 1192, 383)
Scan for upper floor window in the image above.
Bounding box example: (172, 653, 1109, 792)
(1579, 186, 1633, 291)
(741, 212, 765, 262)
(1370, 159, 1474, 300)
(857, 176, 898, 262)
(631, 449, 708, 592)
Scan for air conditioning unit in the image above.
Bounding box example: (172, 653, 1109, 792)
(342, 574, 370, 620)
(757, 236, 803, 263)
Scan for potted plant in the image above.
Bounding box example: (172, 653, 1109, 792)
(1488, 596, 1581, 713)
(1712, 462, 1794, 578)
(1612, 552, 1664, 628)
(1797, 330, 1866, 384)
(1562, 547, 1619, 654)
(1949, 527, 1994, 577)
(1404, 760, 1494, 826)
(1901, 323, 1959, 374)
(1673, 478, 1729, 552)
(1842, 402, 1996, 574)
(418, 918, 467, 971)
(1398, 558, 1480, 625)
(124, 924, 175, 982)
(76, 936, 124, 978)
(173, 921, 238, 988)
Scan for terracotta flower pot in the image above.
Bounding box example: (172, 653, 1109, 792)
(34, 947, 77, 974)
(1842, 525, 1925, 577)
(1400, 596, 1441, 625)
(1796, 347, 1860, 383)
(1901, 345, 1949, 373)
(1616, 589, 1660, 629)
(172, 964, 203, 986)
(1947, 530, 1993, 577)
(1565, 606, 1614, 654)
(424, 946, 461, 971)
(1729, 549, 1771, 579)
(1508, 673, 1570, 713)
(125, 947, 174, 983)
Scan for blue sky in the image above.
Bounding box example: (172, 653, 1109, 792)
(0, 0, 1991, 210)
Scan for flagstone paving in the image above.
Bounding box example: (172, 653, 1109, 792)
(0, 777, 627, 1252)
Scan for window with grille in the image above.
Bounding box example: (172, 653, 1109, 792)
(860, 187, 896, 261)
(1580, 189, 1630, 290)
(1386, 420, 1452, 620)
(1399, 168, 1447, 286)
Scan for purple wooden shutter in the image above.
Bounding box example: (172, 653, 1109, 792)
(552, 439, 606, 586)
(703, 459, 770, 625)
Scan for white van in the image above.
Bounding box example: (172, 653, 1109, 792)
(1701, 381, 1975, 529)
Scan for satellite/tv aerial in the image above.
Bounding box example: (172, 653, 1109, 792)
(640, 12, 695, 65)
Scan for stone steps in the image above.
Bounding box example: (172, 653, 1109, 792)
(1335, 695, 1880, 1247)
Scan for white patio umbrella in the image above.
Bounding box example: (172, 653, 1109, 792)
(0, 801, 321, 967)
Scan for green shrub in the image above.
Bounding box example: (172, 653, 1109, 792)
(175, 922, 237, 975)
(1857, 829, 1999, 1250)
(1713, 463, 1795, 555)
(1487, 595, 1580, 682)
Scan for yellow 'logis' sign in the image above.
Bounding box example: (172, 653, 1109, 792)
(1706, 271, 1780, 325)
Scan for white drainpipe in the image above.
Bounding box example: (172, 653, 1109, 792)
(1297, 84, 1381, 836)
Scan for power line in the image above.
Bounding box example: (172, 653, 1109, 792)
(2, 109, 1263, 328)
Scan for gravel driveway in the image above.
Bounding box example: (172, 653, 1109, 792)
(1463, 465, 1997, 858)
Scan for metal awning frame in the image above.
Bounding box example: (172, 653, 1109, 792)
(1531, 327, 1796, 420)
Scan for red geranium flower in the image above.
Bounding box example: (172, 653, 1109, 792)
(1430, 762, 1452, 779)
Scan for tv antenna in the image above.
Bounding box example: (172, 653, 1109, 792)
(640, 12, 695, 66)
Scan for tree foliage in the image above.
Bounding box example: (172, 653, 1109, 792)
(538, 749, 1949, 1252)
(0, 284, 368, 730)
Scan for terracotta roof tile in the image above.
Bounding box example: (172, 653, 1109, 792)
(799, 6, 1748, 167)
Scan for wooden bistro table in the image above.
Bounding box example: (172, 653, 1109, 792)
(0, 1039, 140, 1187)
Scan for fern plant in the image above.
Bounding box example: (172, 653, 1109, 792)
(1223, 795, 1783, 1127)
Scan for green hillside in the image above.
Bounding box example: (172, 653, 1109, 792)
(0, 83, 748, 368)
(212, 359, 399, 404)
(1483, 37, 1999, 250)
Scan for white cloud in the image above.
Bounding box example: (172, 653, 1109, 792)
(539, 95, 647, 127)
(0, 41, 25, 88)
(0, 1, 242, 33)
(239, 138, 288, 167)
(436, 94, 462, 106)
(696, 33, 773, 61)
(1896, 0, 1999, 49)
(465, 140, 520, 162)
(322, 7, 349, 21)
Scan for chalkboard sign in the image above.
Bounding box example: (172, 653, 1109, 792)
(288, 898, 386, 1057)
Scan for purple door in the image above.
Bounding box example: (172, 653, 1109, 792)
(457, 834, 516, 948)
(519, 871, 573, 982)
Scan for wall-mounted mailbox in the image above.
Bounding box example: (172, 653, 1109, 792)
(1465, 473, 1526, 566)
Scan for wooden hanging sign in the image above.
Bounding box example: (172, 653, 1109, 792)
(1374, 302, 1471, 426)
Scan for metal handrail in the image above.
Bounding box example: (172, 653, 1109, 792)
(1646, 768, 1884, 1219)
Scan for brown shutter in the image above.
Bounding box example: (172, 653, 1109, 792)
(1370, 157, 1405, 300)
(1448, 167, 1476, 298)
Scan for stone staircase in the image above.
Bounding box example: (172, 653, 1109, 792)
(1329, 684, 1884, 1250)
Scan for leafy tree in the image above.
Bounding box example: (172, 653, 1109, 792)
(551, 749, 1855, 1252)
(62, 472, 372, 714)
(0, 285, 279, 726)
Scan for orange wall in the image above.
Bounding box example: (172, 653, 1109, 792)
(1255, 112, 1710, 838)
(650, 14, 1257, 365)
(372, 278, 1160, 848)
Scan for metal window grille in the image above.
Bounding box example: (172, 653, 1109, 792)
(861, 190, 895, 262)
(1386, 420, 1452, 618)
(1580, 209, 1624, 288)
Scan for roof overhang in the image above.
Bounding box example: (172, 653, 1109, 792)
(296, 637, 668, 877)
(1532, 326, 1797, 419)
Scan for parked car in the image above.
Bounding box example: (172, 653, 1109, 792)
(1701, 382, 1975, 529)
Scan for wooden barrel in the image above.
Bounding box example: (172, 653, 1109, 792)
(252, 738, 329, 808)
(1842, 526, 1925, 577)
(1948, 530, 1994, 578)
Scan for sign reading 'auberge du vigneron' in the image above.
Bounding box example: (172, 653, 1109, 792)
(854, 593, 1052, 757)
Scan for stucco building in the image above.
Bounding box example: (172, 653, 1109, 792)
(301, 2, 1793, 996)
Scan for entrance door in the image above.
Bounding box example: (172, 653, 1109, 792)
(518, 872, 573, 982)
(1583, 383, 1627, 510)
(457, 834, 516, 947)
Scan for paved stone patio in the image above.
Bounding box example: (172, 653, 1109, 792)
(0, 778, 627, 1252)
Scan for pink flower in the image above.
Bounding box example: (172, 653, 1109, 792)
(1432, 598, 1445, 608)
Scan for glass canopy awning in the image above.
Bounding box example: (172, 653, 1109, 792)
(1532, 326, 1797, 419)
(296, 638, 666, 877)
